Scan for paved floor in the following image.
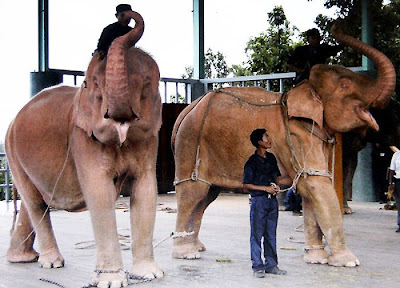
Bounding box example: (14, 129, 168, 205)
(0, 193, 399, 288)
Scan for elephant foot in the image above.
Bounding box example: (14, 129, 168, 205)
(172, 243, 203, 259)
(131, 260, 164, 279)
(7, 247, 39, 263)
(344, 206, 353, 214)
(303, 246, 329, 264)
(90, 269, 128, 288)
(195, 240, 206, 252)
(328, 248, 360, 267)
(38, 247, 65, 268)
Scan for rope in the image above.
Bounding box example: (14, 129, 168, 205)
(174, 88, 282, 187)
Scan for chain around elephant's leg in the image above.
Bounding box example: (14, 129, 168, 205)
(303, 179, 360, 267)
(130, 169, 164, 279)
(173, 181, 210, 259)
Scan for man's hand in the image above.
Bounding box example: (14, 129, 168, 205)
(265, 184, 279, 195)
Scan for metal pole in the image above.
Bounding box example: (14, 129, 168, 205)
(193, 0, 205, 79)
(361, 0, 374, 71)
(38, 0, 49, 72)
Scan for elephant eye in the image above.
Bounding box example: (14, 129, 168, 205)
(341, 83, 349, 89)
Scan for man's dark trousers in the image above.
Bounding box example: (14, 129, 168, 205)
(250, 195, 278, 272)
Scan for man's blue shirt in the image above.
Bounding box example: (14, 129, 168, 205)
(243, 151, 281, 197)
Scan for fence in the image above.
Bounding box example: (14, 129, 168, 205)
(0, 153, 12, 201)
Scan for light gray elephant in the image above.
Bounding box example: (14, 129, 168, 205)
(5, 11, 163, 287)
(171, 23, 395, 267)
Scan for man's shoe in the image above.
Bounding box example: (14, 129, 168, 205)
(396, 228, 400, 233)
(254, 270, 265, 278)
(266, 267, 287, 275)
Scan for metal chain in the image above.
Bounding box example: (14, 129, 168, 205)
(39, 278, 68, 288)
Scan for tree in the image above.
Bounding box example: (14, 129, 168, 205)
(312, 0, 400, 99)
(244, 6, 299, 91)
(182, 48, 230, 79)
(312, 0, 400, 70)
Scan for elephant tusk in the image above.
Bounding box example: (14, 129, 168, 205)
(115, 122, 130, 145)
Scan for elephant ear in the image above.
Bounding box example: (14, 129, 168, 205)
(73, 85, 93, 137)
(286, 81, 324, 128)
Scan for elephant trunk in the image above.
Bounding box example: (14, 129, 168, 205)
(331, 23, 396, 109)
(105, 11, 144, 121)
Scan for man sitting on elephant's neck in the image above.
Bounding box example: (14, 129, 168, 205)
(95, 4, 134, 59)
(288, 28, 343, 86)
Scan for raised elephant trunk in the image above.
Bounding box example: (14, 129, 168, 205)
(331, 22, 396, 109)
(105, 11, 145, 121)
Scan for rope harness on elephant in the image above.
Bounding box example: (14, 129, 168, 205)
(173, 87, 336, 192)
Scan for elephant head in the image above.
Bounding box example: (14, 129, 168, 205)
(289, 22, 396, 134)
(75, 11, 161, 145)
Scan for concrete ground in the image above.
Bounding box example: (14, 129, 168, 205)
(0, 193, 399, 288)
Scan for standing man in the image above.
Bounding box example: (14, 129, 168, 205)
(243, 129, 291, 278)
(388, 150, 400, 233)
(288, 28, 343, 85)
(95, 4, 135, 58)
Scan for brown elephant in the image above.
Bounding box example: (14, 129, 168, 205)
(5, 11, 163, 287)
(171, 24, 395, 267)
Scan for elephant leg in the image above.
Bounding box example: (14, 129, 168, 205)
(7, 201, 39, 263)
(24, 201, 64, 269)
(343, 151, 358, 214)
(8, 181, 63, 268)
(81, 178, 128, 287)
(302, 196, 329, 264)
(130, 169, 164, 279)
(172, 181, 213, 259)
(6, 162, 63, 267)
(303, 178, 360, 267)
(190, 185, 220, 253)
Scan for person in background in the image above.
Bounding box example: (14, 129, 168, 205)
(288, 28, 343, 85)
(388, 150, 400, 233)
(95, 4, 134, 58)
(243, 129, 292, 278)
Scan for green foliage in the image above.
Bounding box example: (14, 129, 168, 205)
(183, 48, 230, 80)
(245, 6, 298, 75)
(204, 48, 231, 79)
(244, 6, 299, 91)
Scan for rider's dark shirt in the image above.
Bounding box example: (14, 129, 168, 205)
(96, 22, 133, 54)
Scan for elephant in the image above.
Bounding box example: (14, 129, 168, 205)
(171, 23, 395, 267)
(343, 98, 400, 214)
(5, 11, 163, 287)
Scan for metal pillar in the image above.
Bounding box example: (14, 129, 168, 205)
(362, 0, 374, 71)
(353, 0, 376, 201)
(39, 0, 49, 72)
(192, 0, 206, 99)
(193, 0, 205, 80)
(32, 0, 62, 97)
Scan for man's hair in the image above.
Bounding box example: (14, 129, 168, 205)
(306, 28, 320, 39)
(250, 129, 266, 148)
